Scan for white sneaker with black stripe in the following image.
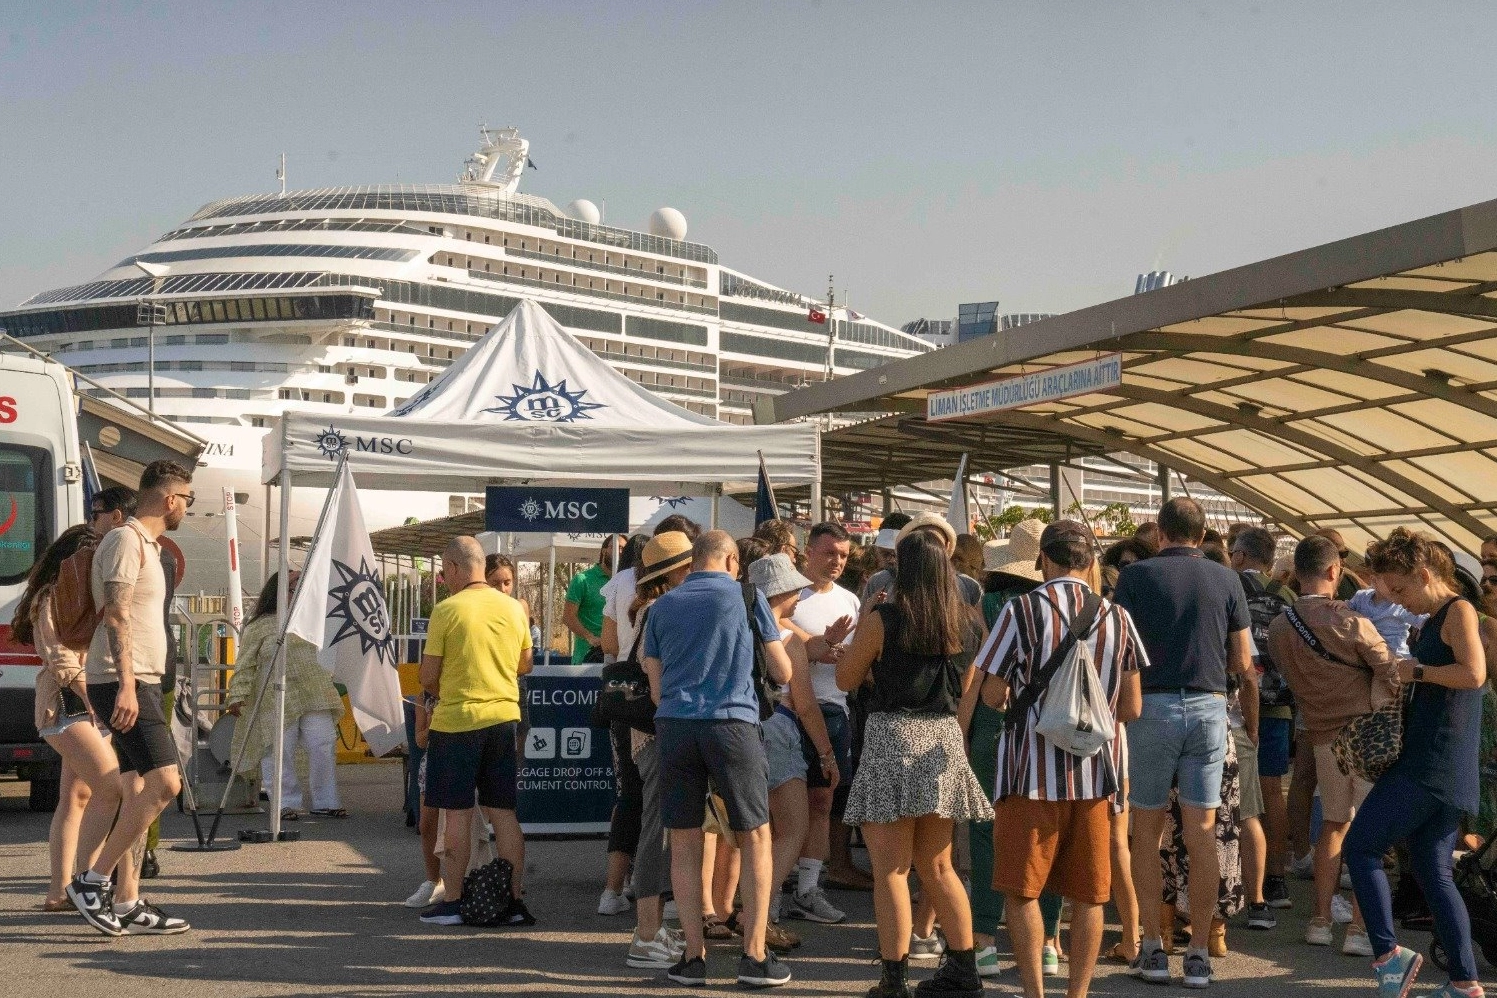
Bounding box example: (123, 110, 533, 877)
(119, 898, 190, 935)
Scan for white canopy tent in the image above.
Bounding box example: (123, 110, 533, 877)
(254, 299, 819, 838)
(261, 298, 820, 493)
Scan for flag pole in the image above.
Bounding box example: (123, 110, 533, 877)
(203, 445, 349, 846)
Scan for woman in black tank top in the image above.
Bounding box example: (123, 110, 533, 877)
(1344, 529, 1486, 994)
(834, 530, 992, 998)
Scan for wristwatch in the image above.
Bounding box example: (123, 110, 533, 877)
(1412, 664, 1425, 683)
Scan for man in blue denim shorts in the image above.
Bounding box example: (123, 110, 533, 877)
(1114, 498, 1256, 989)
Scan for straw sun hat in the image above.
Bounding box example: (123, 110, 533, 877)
(981, 518, 1046, 582)
(637, 531, 693, 585)
(895, 512, 958, 553)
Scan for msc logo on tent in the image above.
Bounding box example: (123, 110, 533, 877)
(313, 424, 413, 461)
(485, 371, 605, 423)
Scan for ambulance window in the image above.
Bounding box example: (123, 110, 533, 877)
(0, 445, 51, 586)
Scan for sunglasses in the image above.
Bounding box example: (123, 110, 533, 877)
(172, 492, 196, 508)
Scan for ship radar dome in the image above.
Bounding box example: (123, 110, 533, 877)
(567, 199, 601, 225)
(648, 207, 688, 241)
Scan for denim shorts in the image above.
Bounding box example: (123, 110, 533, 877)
(764, 709, 809, 790)
(1257, 715, 1292, 778)
(1128, 691, 1229, 811)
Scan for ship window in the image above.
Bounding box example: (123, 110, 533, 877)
(165, 335, 186, 346)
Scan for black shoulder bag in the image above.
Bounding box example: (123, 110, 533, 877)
(592, 610, 657, 734)
(741, 581, 778, 721)
(1004, 592, 1103, 731)
(1283, 604, 1405, 783)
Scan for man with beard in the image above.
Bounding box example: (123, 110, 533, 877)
(67, 461, 194, 936)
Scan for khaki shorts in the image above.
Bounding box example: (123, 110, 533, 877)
(992, 796, 1112, 905)
(1313, 740, 1371, 824)
(1233, 725, 1264, 822)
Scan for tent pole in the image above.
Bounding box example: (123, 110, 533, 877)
(810, 481, 823, 525)
(544, 545, 555, 668)
(261, 484, 272, 593)
(270, 459, 292, 842)
(710, 487, 719, 530)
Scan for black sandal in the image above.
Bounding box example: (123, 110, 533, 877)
(280, 809, 300, 821)
(309, 808, 349, 818)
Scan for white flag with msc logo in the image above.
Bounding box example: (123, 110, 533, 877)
(286, 460, 405, 756)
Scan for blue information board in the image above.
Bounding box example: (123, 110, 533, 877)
(486, 485, 630, 534)
(516, 665, 614, 835)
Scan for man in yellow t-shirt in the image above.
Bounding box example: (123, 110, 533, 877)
(417, 536, 533, 926)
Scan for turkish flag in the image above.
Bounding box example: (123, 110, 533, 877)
(808, 307, 827, 324)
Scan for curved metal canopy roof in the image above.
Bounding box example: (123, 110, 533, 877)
(761, 198, 1497, 553)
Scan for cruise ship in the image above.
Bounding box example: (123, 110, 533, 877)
(1, 127, 931, 590)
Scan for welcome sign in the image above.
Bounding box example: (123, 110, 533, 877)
(485, 485, 630, 534)
(926, 353, 1124, 423)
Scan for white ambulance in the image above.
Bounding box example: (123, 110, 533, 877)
(0, 353, 83, 810)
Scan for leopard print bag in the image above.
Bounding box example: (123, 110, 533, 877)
(1331, 687, 1407, 784)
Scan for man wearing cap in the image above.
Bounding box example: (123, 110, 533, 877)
(643, 530, 794, 988)
(978, 520, 1145, 998)
(785, 521, 863, 905)
(864, 512, 912, 590)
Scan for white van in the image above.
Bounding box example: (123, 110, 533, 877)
(0, 354, 83, 810)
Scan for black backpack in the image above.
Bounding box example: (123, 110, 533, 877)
(740, 581, 779, 721)
(1240, 571, 1293, 709)
(458, 857, 514, 926)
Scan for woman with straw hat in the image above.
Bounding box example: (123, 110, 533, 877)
(623, 532, 695, 971)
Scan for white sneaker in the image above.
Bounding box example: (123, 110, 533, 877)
(1289, 851, 1315, 880)
(1306, 918, 1333, 946)
(1331, 893, 1354, 924)
(625, 931, 678, 969)
(403, 880, 440, 908)
(598, 888, 632, 916)
(909, 931, 945, 962)
(975, 945, 1002, 977)
(656, 925, 686, 956)
(1342, 925, 1373, 957)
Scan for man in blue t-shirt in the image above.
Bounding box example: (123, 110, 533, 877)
(642, 530, 793, 989)
(1113, 498, 1255, 989)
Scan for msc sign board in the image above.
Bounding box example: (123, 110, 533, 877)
(926, 353, 1124, 423)
(485, 485, 630, 534)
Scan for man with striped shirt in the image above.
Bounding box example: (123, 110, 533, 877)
(977, 520, 1145, 998)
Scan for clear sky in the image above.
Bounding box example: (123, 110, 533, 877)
(3, 1, 1496, 328)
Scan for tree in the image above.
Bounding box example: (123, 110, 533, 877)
(976, 504, 1053, 540)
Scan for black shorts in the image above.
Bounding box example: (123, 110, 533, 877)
(798, 702, 854, 792)
(656, 717, 769, 833)
(424, 721, 519, 811)
(88, 680, 178, 776)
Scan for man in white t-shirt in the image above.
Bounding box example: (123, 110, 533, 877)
(786, 522, 865, 912)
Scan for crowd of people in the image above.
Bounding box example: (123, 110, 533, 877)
(18, 479, 1497, 996)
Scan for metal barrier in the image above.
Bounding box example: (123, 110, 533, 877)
(171, 609, 255, 814)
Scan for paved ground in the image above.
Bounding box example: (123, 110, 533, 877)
(0, 763, 1477, 996)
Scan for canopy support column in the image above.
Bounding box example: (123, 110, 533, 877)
(810, 481, 823, 525)
(270, 462, 292, 843)
(543, 546, 555, 668)
(1049, 464, 1062, 520)
(1158, 462, 1172, 504)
